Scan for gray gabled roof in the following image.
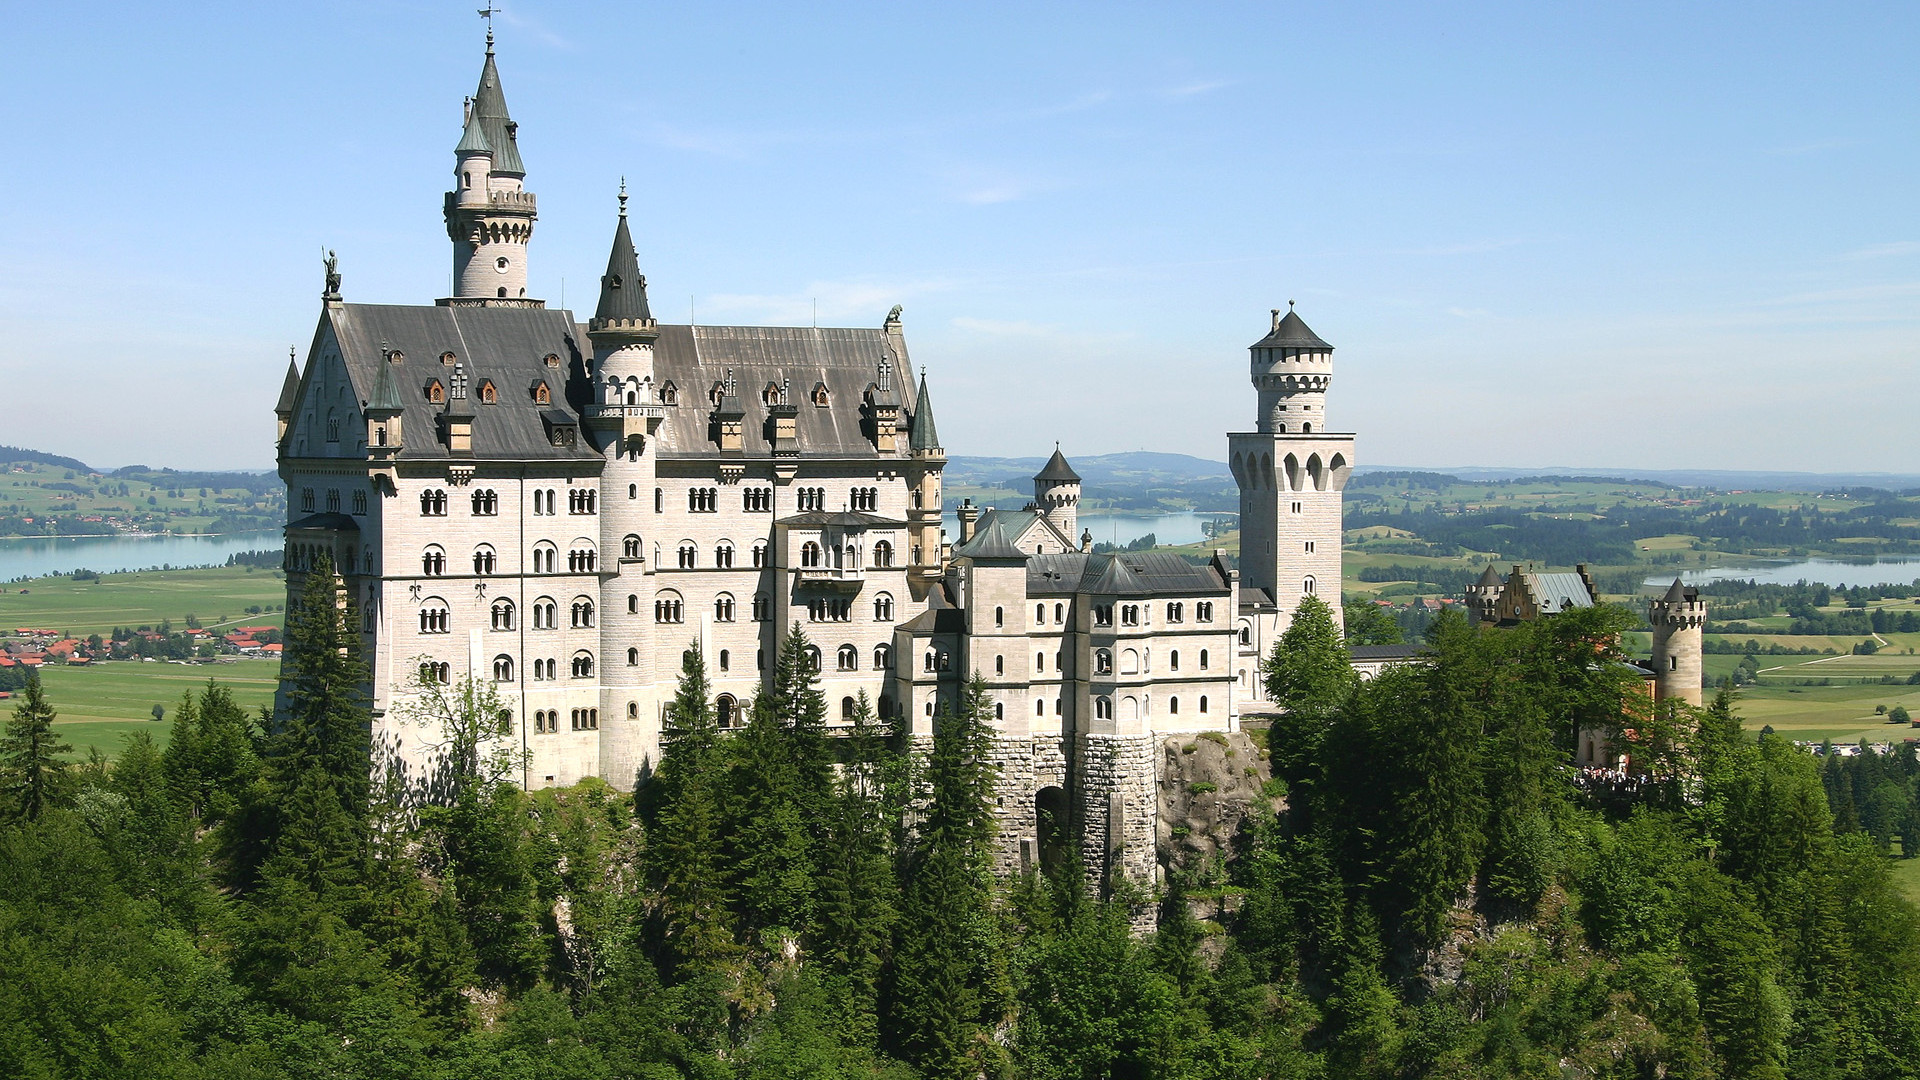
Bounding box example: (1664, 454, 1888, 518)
(1475, 564, 1502, 587)
(1034, 445, 1080, 483)
(318, 303, 596, 462)
(1251, 306, 1332, 350)
(594, 207, 652, 324)
(1522, 572, 1596, 614)
(775, 510, 907, 528)
(909, 371, 940, 451)
(275, 358, 302, 415)
(953, 517, 1028, 562)
(1024, 550, 1229, 598)
(469, 46, 525, 177)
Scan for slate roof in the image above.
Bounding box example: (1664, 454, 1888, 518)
(320, 303, 596, 463)
(1660, 578, 1691, 604)
(1035, 446, 1080, 483)
(286, 512, 361, 532)
(455, 109, 492, 155)
(909, 371, 940, 451)
(900, 585, 967, 634)
(593, 208, 653, 324)
(1251, 306, 1332, 350)
(366, 358, 403, 412)
(629, 323, 914, 461)
(971, 507, 1074, 554)
(469, 47, 526, 177)
(1349, 644, 1422, 661)
(1024, 551, 1228, 598)
(275, 358, 302, 415)
(775, 511, 907, 528)
(1522, 572, 1596, 614)
(1475, 564, 1502, 587)
(953, 518, 1028, 562)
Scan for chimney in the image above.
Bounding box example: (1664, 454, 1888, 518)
(957, 498, 979, 543)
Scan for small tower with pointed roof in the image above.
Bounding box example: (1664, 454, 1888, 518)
(906, 366, 947, 582)
(1649, 578, 1705, 706)
(1466, 564, 1503, 625)
(275, 349, 302, 443)
(443, 30, 540, 306)
(1227, 303, 1355, 635)
(1033, 445, 1082, 545)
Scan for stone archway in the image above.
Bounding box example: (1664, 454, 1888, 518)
(1035, 785, 1070, 875)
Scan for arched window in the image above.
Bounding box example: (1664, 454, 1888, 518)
(873, 643, 890, 670)
(654, 592, 685, 624)
(1238, 623, 1252, 646)
(421, 546, 446, 576)
(994, 606, 1004, 627)
(1169, 649, 1180, 671)
(493, 655, 514, 682)
(1197, 601, 1214, 622)
(923, 650, 935, 672)
(628, 594, 638, 614)
(426, 380, 445, 404)
(873, 592, 894, 621)
(1199, 695, 1209, 714)
(1035, 652, 1044, 672)
(418, 598, 449, 634)
(838, 644, 858, 671)
(627, 647, 639, 666)
(873, 540, 894, 567)
(715, 542, 734, 569)
(1199, 648, 1209, 670)
(717, 695, 738, 728)
(677, 542, 696, 569)
(752, 593, 770, 621)
(532, 542, 557, 574)
(1169, 696, 1179, 715)
(1303, 575, 1317, 595)
(842, 696, 858, 722)
(718, 649, 729, 671)
(420, 489, 447, 516)
(471, 489, 498, 515)
(1096, 697, 1113, 720)
(472, 544, 496, 575)
(806, 646, 822, 673)
(419, 661, 451, 684)
(801, 541, 822, 568)
(571, 597, 595, 628)
(1167, 602, 1183, 623)
(568, 543, 598, 573)
(715, 593, 736, 622)
(478, 380, 497, 404)
(623, 534, 641, 558)
(1054, 603, 1064, 622)
(571, 651, 595, 678)
(1095, 649, 1112, 675)
(490, 599, 515, 631)
(532, 597, 557, 629)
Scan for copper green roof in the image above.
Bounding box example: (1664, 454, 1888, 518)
(366, 358, 403, 412)
(953, 517, 1027, 562)
(909, 371, 940, 451)
(470, 47, 525, 177)
(455, 108, 492, 155)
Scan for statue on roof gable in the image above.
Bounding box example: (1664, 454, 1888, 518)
(323, 250, 341, 300)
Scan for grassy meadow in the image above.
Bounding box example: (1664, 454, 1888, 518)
(22, 658, 281, 760)
(0, 565, 286, 637)
(0, 458, 280, 535)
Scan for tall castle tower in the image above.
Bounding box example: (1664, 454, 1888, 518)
(1649, 578, 1705, 706)
(1227, 304, 1354, 628)
(444, 31, 539, 306)
(1032, 445, 1082, 545)
(585, 187, 665, 782)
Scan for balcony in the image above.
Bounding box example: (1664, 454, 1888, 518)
(795, 566, 865, 591)
(586, 403, 665, 420)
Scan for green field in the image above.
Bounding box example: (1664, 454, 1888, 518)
(0, 458, 280, 535)
(18, 658, 281, 759)
(0, 565, 286, 637)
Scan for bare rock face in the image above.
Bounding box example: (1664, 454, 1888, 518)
(1155, 731, 1277, 878)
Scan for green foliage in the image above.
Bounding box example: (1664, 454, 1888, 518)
(1342, 600, 1404, 646)
(1, 674, 70, 820)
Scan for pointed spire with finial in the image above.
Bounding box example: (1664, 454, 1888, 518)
(275, 348, 302, 417)
(910, 365, 940, 452)
(591, 183, 655, 329)
(468, 24, 524, 177)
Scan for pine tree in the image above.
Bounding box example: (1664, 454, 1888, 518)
(890, 673, 999, 1078)
(1, 673, 70, 820)
(816, 692, 899, 1044)
(649, 642, 735, 973)
(770, 623, 833, 821)
(728, 688, 817, 940)
(1263, 594, 1358, 792)
(269, 553, 373, 832)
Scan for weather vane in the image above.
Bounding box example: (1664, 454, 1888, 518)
(478, 4, 499, 47)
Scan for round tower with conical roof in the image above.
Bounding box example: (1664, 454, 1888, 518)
(1032, 444, 1081, 543)
(1649, 578, 1705, 706)
(444, 32, 539, 306)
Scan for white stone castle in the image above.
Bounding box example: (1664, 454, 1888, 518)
(274, 38, 1356, 881)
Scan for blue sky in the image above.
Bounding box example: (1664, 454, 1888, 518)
(3, 2, 1916, 472)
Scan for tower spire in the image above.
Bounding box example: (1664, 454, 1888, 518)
(443, 33, 538, 306)
(592, 187, 654, 328)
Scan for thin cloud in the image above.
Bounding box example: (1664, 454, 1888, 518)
(1842, 241, 1920, 260)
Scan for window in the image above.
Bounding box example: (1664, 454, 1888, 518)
(1199, 695, 1209, 714)
(472, 545, 496, 575)
(493, 655, 514, 682)
(479, 380, 497, 404)
(532, 543, 557, 573)
(796, 487, 826, 512)
(420, 661, 451, 684)
(715, 593, 735, 622)
(623, 535, 641, 558)
(421, 546, 446, 576)
(1035, 604, 1046, 623)
(418, 600, 449, 634)
(808, 597, 852, 622)
(1054, 602, 1064, 623)
(1304, 540, 1315, 554)
(300, 488, 315, 513)
(752, 593, 770, 621)
(688, 488, 717, 513)
(744, 488, 773, 512)
(1199, 648, 1209, 670)
(490, 599, 515, 630)
(1096, 697, 1113, 720)
(873, 540, 894, 567)
(806, 646, 822, 672)
(850, 486, 878, 511)
(568, 545, 598, 573)
(654, 592, 685, 623)
(1095, 649, 1112, 675)
(628, 647, 639, 666)
(1238, 624, 1252, 646)
(874, 644, 891, 670)
(654, 488, 664, 513)
(717, 695, 738, 728)
(325, 489, 340, 513)
(1121, 605, 1140, 626)
(752, 541, 768, 568)
(1169, 696, 1180, 715)
(801, 541, 823, 568)
(659, 381, 678, 406)
(1196, 601, 1214, 622)
(569, 489, 598, 514)
(571, 652, 595, 678)
(627, 594, 638, 614)
(532, 598, 557, 629)
(569, 708, 600, 730)
(1290, 501, 1302, 514)
(1094, 604, 1113, 627)
(718, 649, 729, 672)
(1035, 652, 1044, 672)
(1170, 650, 1180, 671)
(838, 644, 858, 671)
(677, 542, 696, 569)
(629, 484, 638, 500)
(1167, 602, 1183, 623)
(996, 655, 1005, 675)
(715, 542, 734, 569)
(533, 382, 551, 405)
(420, 489, 448, 516)
(471, 489, 498, 515)
(427, 380, 445, 404)
(571, 598, 595, 628)
(873, 593, 894, 621)
(530, 658, 556, 681)
(1303, 575, 1317, 595)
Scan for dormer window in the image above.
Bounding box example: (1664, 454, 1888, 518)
(440, 351, 457, 366)
(532, 382, 550, 406)
(763, 383, 781, 405)
(543, 353, 561, 369)
(811, 382, 830, 407)
(659, 381, 678, 406)
(478, 380, 497, 404)
(425, 380, 445, 404)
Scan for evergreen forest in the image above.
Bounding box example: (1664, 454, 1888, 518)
(2, 565, 1918, 1079)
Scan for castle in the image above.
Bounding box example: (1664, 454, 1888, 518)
(274, 37, 1354, 884)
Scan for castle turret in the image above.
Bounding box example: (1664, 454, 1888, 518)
(1466, 564, 1503, 625)
(1226, 303, 1354, 629)
(275, 351, 301, 443)
(443, 32, 539, 306)
(907, 367, 946, 579)
(1649, 578, 1705, 706)
(1033, 445, 1081, 544)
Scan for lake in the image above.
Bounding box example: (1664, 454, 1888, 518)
(1648, 558, 1920, 590)
(0, 530, 282, 582)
